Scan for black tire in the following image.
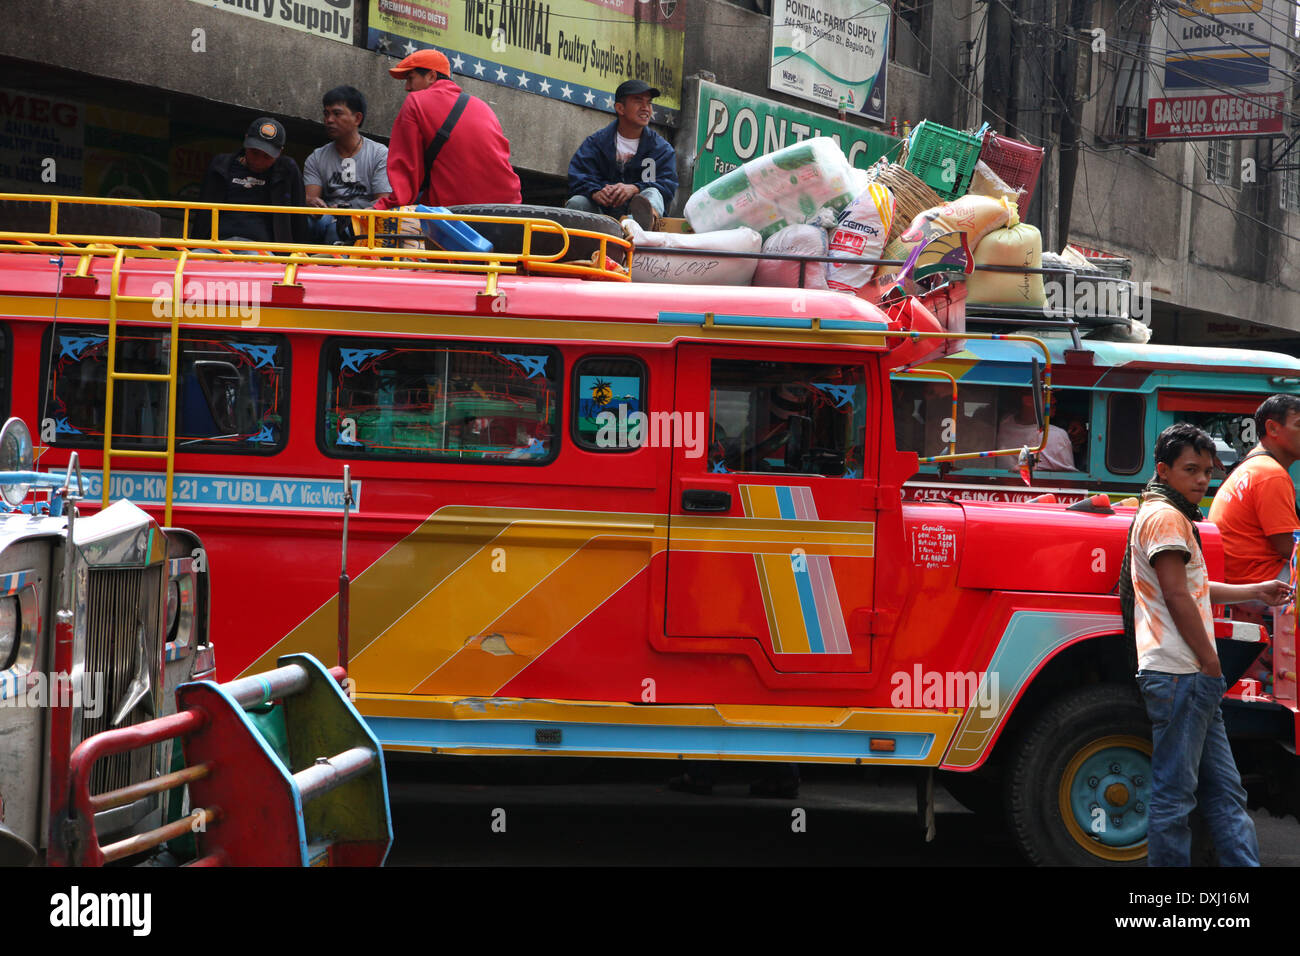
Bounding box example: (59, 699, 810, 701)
(1006, 683, 1152, 866)
(0, 199, 161, 239)
(446, 203, 627, 267)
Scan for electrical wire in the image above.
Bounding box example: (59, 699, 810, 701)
(904, 0, 1300, 250)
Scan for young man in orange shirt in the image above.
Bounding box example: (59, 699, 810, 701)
(1208, 394, 1300, 592)
(1127, 423, 1290, 866)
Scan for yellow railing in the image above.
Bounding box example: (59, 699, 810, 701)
(0, 194, 633, 290)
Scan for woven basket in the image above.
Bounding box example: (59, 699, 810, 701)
(862, 160, 944, 240)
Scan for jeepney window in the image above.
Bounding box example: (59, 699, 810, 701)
(1106, 393, 1146, 475)
(571, 356, 647, 451)
(1165, 404, 1258, 470)
(321, 340, 560, 463)
(892, 380, 998, 467)
(41, 327, 288, 452)
(709, 360, 865, 476)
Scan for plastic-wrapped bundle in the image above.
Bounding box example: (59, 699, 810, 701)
(752, 224, 830, 289)
(624, 220, 762, 285)
(684, 137, 858, 239)
(826, 183, 895, 292)
(900, 194, 1011, 249)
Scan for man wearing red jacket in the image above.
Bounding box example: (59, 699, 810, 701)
(375, 49, 521, 210)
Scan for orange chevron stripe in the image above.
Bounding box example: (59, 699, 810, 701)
(411, 537, 650, 695)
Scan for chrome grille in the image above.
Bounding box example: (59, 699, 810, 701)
(81, 566, 163, 797)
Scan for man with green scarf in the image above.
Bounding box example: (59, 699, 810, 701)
(1125, 423, 1290, 866)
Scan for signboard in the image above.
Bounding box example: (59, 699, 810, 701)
(769, 0, 889, 124)
(1146, 0, 1285, 139)
(368, 0, 687, 126)
(188, 0, 355, 43)
(0, 89, 84, 193)
(58, 470, 362, 514)
(693, 80, 898, 191)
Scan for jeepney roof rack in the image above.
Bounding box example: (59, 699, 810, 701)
(0, 193, 634, 296)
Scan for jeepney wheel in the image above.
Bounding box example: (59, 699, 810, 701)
(0, 199, 162, 239)
(1006, 683, 1152, 866)
(447, 203, 628, 267)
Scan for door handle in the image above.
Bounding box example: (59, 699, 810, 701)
(682, 489, 731, 512)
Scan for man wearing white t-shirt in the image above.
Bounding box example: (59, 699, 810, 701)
(565, 79, 677, 230)
(994, 391, 1076, 471)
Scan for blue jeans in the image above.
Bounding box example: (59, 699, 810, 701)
(1137, 670, 1259, 866)
(565, 187, 664, 219)
(308, 213, 342, 245)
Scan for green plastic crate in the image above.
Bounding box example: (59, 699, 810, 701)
(902, 121, 983, 200)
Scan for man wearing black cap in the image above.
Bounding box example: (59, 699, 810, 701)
(566, 80, 677, 229)
(199, 117, 309, 244)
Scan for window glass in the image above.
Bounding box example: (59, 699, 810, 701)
(572, 356, 646, 451)
(892, 381, 1088, 473)
(1106, 393, 1146, 475)
(322, 340, 559, 462)
(709, 360, 865, 476)
(1176, 408, 1257, 470)
(43, 327, 287, 451)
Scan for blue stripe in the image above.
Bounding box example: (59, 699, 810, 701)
(367, 715, 935, 761)
(774, 486, 796, 520)
(790, 554, 826, 654)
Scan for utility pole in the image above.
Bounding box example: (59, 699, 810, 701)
(1056, 0, 1091, 248)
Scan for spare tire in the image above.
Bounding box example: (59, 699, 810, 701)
(446, 203, 627, 267)
(0, 199, 162, 239)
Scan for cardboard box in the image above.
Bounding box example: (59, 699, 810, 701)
(654, 217, 692, 234)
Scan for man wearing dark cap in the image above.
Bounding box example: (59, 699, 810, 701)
(374, 48, 521, 210)
(198, 117, 309, 244)
(566, 79, 677, 229)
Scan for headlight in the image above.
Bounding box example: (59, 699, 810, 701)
(166, 579, 180, 637)
(0, 596, 17, 669)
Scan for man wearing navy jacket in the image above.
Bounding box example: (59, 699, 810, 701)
(565, 80, 677, 229)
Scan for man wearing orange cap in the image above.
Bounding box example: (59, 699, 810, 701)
(374, 49, 521, 210)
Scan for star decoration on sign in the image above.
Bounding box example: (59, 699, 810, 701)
(560, 84, 573, 99)
(517, 72, 530, 88)
(538, 78, 551, 94)
(583, 89, 595, 104)
(604, 96, 614, 108)
(452, 54, 465, 71)
(495, 66, 508, 82)
(403, 40, 417, 55)
(473, 61, 486, 76)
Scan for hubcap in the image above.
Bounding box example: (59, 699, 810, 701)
(1059, 734, 1151, 861)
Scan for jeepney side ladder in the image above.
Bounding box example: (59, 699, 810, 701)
(102, 249, 184, 524)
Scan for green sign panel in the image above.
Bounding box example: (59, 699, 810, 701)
(693, 80, 898, 192)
